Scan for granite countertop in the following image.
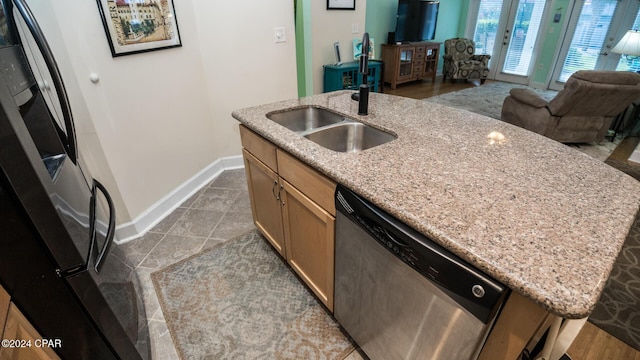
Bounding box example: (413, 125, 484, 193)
(232, 90, 640, 319)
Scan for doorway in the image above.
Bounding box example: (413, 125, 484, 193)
(468, 0, 549, 85)
(549, 0, 640, 90)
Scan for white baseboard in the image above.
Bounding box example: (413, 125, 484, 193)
(628, 142, 640, 164)
(114, 155, 244, 244)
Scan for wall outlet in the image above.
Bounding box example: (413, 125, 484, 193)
(274, 27, 286, 43)
(352, 23, 359, 34)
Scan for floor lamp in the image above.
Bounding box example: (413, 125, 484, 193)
(611, 30, 640, 137)
(612, 30, 640, 69)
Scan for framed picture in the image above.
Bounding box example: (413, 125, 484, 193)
(353, 38, 374, 60)
(327, 0, 355, 10)
(333, 42, 342, 65)
(96, 0, 182, 57)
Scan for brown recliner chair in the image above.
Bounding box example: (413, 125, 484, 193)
(501, 70, 640, 143)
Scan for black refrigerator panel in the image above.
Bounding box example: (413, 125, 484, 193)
(65, 179, 150, 360)
(11, 0, 77, 163)
(0, 171, 117, 360)
(0, 40, 147, 360)
(0, 43, 91, 273)
(0, 0, 150, 358)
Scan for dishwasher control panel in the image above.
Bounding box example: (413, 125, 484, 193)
(353, 213, 421, 270)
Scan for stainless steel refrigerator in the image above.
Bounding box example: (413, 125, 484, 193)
(0, 0, 149, 358)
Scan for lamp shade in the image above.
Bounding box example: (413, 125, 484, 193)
(612, 30, 640, 56)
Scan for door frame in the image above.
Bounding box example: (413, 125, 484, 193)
(548, 0, 640, 90)
(466, 0, 553, 85)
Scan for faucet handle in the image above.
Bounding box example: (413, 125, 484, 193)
(359, 32, 370, 74)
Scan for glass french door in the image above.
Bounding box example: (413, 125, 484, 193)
(469, 0, 549, 84)
(550, 0, 640, 90)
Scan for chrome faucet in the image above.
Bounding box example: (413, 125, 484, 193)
(352, 32, 370, 115)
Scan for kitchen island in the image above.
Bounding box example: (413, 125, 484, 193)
(233, 90, 640, 357)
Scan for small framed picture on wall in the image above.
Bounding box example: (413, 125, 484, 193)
(327, 0, 355, 10)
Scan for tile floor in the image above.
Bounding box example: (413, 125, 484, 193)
(111, 168, 363, 360)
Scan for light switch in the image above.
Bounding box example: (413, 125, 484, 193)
(352, 23, 359, 34)
(274, 27, 286, 43)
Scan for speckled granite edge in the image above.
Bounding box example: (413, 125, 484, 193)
(232, 90, 640, 318)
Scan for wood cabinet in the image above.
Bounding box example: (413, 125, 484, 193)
(0, 285, 60, 360)
(240, 125, 337, 311)
(381, 42, 441, 89)
(243, 149, 286, 256)
(0, 286, 9, 342)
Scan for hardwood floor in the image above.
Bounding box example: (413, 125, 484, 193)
(384, 76, 640, 360)
(381, 76, 487, 99)
(567, 322, 640, 360)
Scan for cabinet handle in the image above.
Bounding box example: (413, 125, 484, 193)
(279, 185, 285, 206)
(272, 180, 280, 200)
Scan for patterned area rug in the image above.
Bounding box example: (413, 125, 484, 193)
(589, 212, 640, 351)
(589, 138, 640, 351)
(151, 230, 354, 359)
(423, 81, 620, 161)
(423, 81, 557, 119)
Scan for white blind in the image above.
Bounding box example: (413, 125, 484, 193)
(559, 0, 618, 82)
(502, 0, 546, 75)
(473, 0, 504, 56)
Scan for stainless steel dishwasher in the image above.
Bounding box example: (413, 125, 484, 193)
(334, 185, 508, 360)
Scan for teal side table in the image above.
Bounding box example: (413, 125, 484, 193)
(323, 61, 381, 93)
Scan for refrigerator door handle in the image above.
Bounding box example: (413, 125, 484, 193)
(12, 0, 78, 164)
(92, 179, 116, 273)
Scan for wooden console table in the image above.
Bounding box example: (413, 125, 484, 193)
(381, 42, 440, 89)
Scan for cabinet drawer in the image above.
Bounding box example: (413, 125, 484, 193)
(0, 285, 9, 339)
(239, 125, 278, 171)
(277, 150, 336, 216)
(415, 46, 426, 53)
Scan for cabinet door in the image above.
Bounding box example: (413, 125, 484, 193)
(0, 285, 9, 340)
(398, 47, 416, 81)
(281, 179, 335, 312)
(0, 304, 60, 360)
(424, 45, 439, 81)
(242, 149, 286, 257)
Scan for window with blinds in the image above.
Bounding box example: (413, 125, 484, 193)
(558, 0, 618, 82)
(473, 0, 504, 56)
(502, 0, 546, 76)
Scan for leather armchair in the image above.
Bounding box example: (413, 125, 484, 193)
(501, 70, 640, 143)
(442, 38, 491, 84)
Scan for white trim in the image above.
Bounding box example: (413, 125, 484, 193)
(114, 155, 244, 244)
(628, 142, 640, 164)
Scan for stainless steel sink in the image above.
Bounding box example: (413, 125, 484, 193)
(304, 122, 396, 153)
(267, 106, 345, 133)
(266, 106, 396, 152)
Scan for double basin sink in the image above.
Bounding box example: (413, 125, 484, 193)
(266, 106, 396, 153)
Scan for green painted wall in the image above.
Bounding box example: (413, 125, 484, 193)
(364, 0, 397, 59)
(295, 0, 313, 97)
(531, 0, 570, 85)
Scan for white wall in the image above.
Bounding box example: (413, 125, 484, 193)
(27, 0, 297, 239)
(311, 2, 367, 94)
